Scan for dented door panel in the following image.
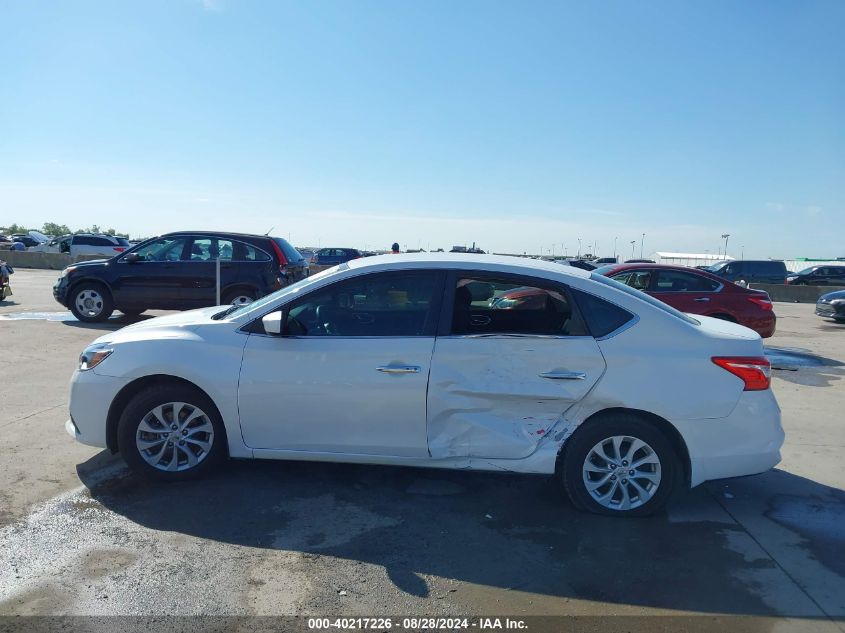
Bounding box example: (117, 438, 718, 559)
(427, 336, 606, 459)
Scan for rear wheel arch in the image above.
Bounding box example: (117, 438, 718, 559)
(106, 375, 227, 454)
(557, 407, 691, 488)
(709, 312, 737, 323)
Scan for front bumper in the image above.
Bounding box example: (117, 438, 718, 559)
(53, 275, 70, 306)
(67, 369, 131, 448)
(674, 390, 784, 487)
(816, 301, 845, 319)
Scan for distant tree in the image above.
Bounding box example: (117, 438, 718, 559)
(1, 223, 29, 234)
(41, 222, 71, 236)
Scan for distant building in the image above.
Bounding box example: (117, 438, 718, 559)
(649, 252, 733, 267)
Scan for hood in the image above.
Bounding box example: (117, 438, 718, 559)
(819, 290, 845, 302)
(67, 258, 111, 270)
(92, 306, 224, 345)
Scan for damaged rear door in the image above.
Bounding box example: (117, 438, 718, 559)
(427, 272, 606, 460)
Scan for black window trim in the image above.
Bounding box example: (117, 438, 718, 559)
(244, 269, 447, 338)
(437, 269, 594, 339)
(649, 269, 724, 294)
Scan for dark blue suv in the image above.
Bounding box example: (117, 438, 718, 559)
(53, 231, 308, 322)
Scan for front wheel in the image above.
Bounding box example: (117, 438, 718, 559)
(69, 283, 114, 322)
(561, 414, 679, 516)
(117, 384, 226, 480)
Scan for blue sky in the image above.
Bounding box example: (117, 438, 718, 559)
(1, 0, 843, 258)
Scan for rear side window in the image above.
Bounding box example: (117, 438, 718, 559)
(74, 235, 114, 246)
(273, 238, 304, 263)
(450, 276, 588, 336)
(233, 241, 271, 262)
(571, 289, 635, 337)
(653, 270, 720, 292)
(744, 261, 786, 274)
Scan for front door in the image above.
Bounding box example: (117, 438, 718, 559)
(113, 236, 190, 308)
(238, 270, 444, 456)
(427, 273, 606, 460)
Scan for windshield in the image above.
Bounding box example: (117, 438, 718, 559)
(703, 261, 728, 272)
(215, 264, 345, 319)
(590, 272, 700, 325)
(795, 266, 818, 275)
(592, 265, 618, 276)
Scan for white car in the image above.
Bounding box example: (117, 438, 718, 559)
(66, 254, 783, 516)
(31, 233, 130, 257)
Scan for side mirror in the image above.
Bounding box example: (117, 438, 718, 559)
(261, 312, 283, 335)
(124, 253, 141, 263)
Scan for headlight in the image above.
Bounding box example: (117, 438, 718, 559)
(79, 347, 114, 371)
(62, 266, 78, 277)
(831, 299, 845, 305)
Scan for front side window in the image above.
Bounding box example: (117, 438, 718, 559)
(130, 237, 188, 262)
(450, 276, 587, 336)
(284, 272, 441, 337)
(653, 270, 720, 292)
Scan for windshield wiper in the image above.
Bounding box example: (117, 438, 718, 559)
(212, 305, 240, 320)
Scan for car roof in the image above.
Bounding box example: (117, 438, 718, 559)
(343, 253, 592, 279)
(163, 231, 281, 241)
(602, 262, 728, 283)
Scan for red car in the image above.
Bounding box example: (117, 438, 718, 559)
(595, 264, 776, 337)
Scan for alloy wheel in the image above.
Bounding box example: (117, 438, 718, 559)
(135, 402, 215, 472)
(582, 435, 662, 511)
(75, 289, 104, 318)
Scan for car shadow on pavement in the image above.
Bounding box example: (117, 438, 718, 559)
(61, 314, 155, 331)
(77, 453, 845, 619)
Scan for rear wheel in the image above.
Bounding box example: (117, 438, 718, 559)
(69, 282, 114, 323)
(561, 414, 679, 516)
(222, 288, 257, 307)
(117, 384, 226, 481)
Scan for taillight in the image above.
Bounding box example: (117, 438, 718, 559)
(747, 296, 772, 310)
(269, 240, 288, 267)
(113, 247, 126, 252)
(712, 356, 771, 391)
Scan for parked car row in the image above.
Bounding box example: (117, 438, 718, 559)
(53, 231, 308, 322)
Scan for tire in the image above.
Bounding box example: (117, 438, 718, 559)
(561, 413, 679, 517)
(222, 288, 257, 307)
(117, 383, 227, 481)
(69, 282, 114, 323)
(120, 309, 146, 317)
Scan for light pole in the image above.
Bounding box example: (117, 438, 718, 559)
(640, 233, 645, 259)
(721, 234, 730, 258)
(613, 237, 618, 260)
(741, 245, 745, 260)
(630, 240, 636, 259)
(577, 238, 582, 258)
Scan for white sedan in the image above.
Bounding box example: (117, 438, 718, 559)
(67, 254, 784, 516)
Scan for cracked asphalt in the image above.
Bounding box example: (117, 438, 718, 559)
(1, 269, 843, 631)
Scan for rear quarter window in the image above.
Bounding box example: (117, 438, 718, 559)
(571, 289, 635, 338)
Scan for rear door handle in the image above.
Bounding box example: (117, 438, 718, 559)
(539, 371, 587, 380)
(694, 297, 710, 302)
(377, 365, 421, 374)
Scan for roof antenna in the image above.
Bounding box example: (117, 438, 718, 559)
(264, 226, 274, 236)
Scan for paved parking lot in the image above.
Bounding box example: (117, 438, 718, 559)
(1, 269, 843, 630)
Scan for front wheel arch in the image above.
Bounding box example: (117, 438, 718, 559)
(106, 375, 227, 455)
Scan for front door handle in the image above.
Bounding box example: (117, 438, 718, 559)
(694, 297, 710, 302)
(539, 371, 587, 380)
(377, 365, 421, 374)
